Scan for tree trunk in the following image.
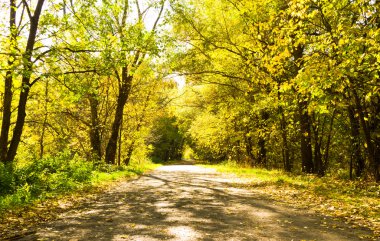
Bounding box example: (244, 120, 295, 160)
(374, 137, 380, 182)
(105, 68, 132, 164)
(313, 138, 323, 176)
(257, 110, 269, 167)
(322, 110, 335, 174)
(0, 0, 17, 163)
(89, 94, 102, 160)
(0, 73, 14, 163)
(348, 106, 364, 178)
(244, 135, 255, 166)
(117, 115, 123, 166)
(39, 80, 49, 159)
(4, 0, 46, 163)
(298, 100, 313, 173)
(352, 88, 379, 181)
(276, 81, 291, 171)
(311, 115, 323, 176)
(369, 96, 380, 182)
(278, 93, 291, 171)
(281, 112, 291, 172)
(257, 137, 266, 167)
(6, 86, 30, 162)
(124, 144, 134, 165)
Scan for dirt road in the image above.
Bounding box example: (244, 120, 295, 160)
(14, 164, 373, 240)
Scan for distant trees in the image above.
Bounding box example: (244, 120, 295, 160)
(148, 115, 184, 162)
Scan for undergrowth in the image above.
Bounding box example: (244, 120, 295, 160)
(0, 151, 159, 214)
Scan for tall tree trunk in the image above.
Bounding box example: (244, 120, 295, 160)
(39, 80, 49, 159)
(277, 85, 291, 171)
(244, 135, 255, 166)
(311, 114, 323, 176)
(0, 0, 17, 163)
(348, 106, 364, 178)
(257, 110, 269, 167)
(117, 115, 123, 166)
(257, 137, 266, 166)
(298, 100, 313, 173)
(105, 68, 132, 164)
(6, 0, 45, 163)
(322, 110, 336, 174)
(124, 144, 134, 165)
(290, 44, 312, 173)
(89, 94, 102, 160)
(374, 137, 380, 182)
(369, 96, 380, 182)
(352, 88, 380, 181)
(7, 86, 30, 162)
(313, 137, 323, 176)
(280, 111, 291, 171)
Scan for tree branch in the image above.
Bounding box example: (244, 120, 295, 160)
(21, 0, 32, 19)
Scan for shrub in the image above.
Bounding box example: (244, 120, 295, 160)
(0, 163, 15, 196)
(0, 150, 95, 210)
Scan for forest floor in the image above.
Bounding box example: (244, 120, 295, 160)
(1, 161, 377, 241)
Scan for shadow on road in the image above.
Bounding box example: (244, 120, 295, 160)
(16, 165, 373, 241)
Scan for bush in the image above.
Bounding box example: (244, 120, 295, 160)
(0, 150, 95, 210)
(0, 163, 15, 196)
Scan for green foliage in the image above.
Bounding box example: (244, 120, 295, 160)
(168, 0, 380, 180)
(92, 162, 159, 183)
(149, 115, 184, 162)
(0, 151, 93, 211)
(17, 151, 93, 195)
(0, 163, 15, 196)
(0, 150, 160, 212)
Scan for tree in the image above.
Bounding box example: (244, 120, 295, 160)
(0, 0, 47, 163)
(168, 0, 380, 180)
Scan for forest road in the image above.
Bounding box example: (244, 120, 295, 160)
(15, 164, 373, 241)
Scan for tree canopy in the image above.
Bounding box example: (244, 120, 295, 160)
(0, 0, 379, 182)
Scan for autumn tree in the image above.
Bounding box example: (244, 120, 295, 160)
(168, 0, 380, 180)
(0, 0, 48, 163)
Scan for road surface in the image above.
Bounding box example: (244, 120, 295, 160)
(14, 164, 373, 240)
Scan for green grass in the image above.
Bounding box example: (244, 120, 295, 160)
(91, 162, 160, 184)
(0, 154, 160, 214)
(0, 157, 160, 239)
(200, 162, 380, 237)
(203, 163, 311, 187)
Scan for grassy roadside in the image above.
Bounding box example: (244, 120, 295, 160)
(200, 163, 380, 239)
(0, 161, 160, 239)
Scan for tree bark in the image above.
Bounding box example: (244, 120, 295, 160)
(5, 0, 45, 163)
(124, 144, 134, 165)
(89, 94, 102, 160)
(39, 80, 49, 159)
(257, 110, 269, 167)
(117, 114, 123, 166)
(257, 137, 266, 166)
(277, 85, 291, 171)
(313, 134, 323, 176)
(280, 111, 291, 172)
(244, 135, 255, 166)
(352, 88, 379, 181)
(105, 67, 132, 164)
(348, 106, 364, 178)
(298, 100, 313, 173)
(0, 0, 17, 163)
